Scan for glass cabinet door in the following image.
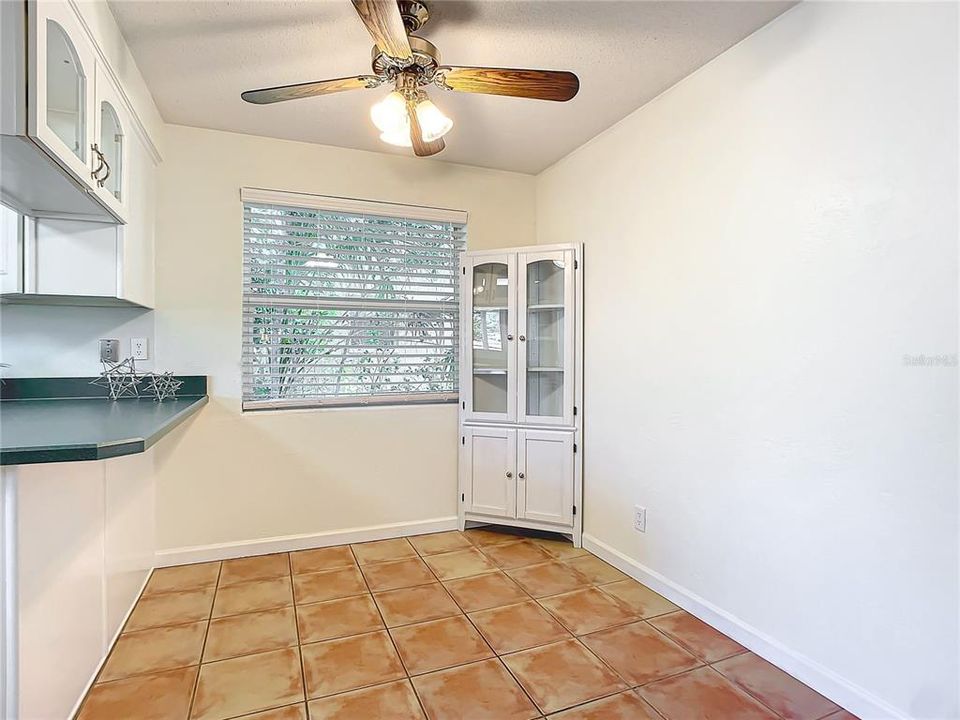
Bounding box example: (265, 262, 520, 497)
(29, 3, 97, 186)
(464, 254, 516, 421)
(45, 19, 86, 164)
(98, 100, 123, 202)
(518, 250, 575, 425)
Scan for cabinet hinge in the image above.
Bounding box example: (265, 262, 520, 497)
(461, 436, 465, 445)
(573, 505, 577, 516)
(462, 493, 465, 502)
(462, 401, 465, 410)
(574, 259, 579, 270)
(573, 443, 578, 453)
(573, 405, 577, 416)
(462, 267, 466, 275)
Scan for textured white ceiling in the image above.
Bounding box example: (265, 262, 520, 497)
(110, 0, 795, 174)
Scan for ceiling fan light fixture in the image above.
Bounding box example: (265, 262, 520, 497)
(242, 0, 579, 158)
(379, 127, 413, 147)
(370, 90, 407, 133)
(415, 98, 452, 142)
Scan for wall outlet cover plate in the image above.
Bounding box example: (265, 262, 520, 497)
(634, 505, 647, 533)
(131, 337, 149, 360)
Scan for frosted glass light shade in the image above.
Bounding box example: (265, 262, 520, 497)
(415, 99, 453, 141)
(380, 128, 412, 147)
(370, 91, 407, 133)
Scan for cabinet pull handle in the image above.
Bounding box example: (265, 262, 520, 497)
(90, 144, 106, 182)
(518, 472, 525, 479)
(506, 471, 513, 478)
(98, 153, 111, 187)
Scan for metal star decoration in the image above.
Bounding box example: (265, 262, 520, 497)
(142, 371, 183, 402)
(90, 357, 143, 400)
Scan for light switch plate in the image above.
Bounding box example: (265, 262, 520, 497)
(131, 337, 149, 360)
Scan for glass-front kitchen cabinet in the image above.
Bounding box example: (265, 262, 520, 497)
(9, 0, 131, 223)
(459, 244, 582, 545)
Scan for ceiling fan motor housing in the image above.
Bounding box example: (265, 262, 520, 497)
(371, 35, 440, 83)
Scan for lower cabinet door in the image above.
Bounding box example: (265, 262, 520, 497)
(464, 426, 516, 519)
(517, 429, 574, 526)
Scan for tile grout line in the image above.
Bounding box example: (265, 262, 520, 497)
(409, 534, 538, 719)
(705, 659, 807, 720)
(421, 537, 549, 718)
(347, 539, 429, 718)
(187, 560, 223, 720)
(475, 534, 679, 717)
(224, 701, 304, 720)
(406, 534, 483, 719)
(286, 552, 309, 715)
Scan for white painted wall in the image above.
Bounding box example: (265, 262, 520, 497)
(536, 3, 958, 719)
(153, 125, 536, 553)
(0, 305, 154, 376)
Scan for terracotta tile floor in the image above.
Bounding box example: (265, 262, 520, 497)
(75, 528, 857, 720)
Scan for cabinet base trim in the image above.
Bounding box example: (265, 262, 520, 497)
(582, 533, 903, 720)
(154, 516, 459, 567)
(66, 570, 151, 720)
(463, 514, 575, 538)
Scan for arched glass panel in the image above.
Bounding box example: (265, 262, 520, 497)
(100, 101, 123, 201)
(46, 19, 85, 162)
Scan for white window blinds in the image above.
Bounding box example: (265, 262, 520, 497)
(241, 189, 466, 410)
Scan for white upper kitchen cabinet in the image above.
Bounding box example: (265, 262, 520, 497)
(28, 1, 99, 197)
(90, 63, 130, 221)
(0, 0, 160, 307)
(0, 1, 157, 225)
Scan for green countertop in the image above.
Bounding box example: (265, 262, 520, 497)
(0, 377, 207, 465)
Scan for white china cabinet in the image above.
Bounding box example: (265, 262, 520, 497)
(458, 243, 583, 545)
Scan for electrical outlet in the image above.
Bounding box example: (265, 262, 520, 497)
(633, 505, 647, 533)
(131, 337, 149, 361)
(99, 338, 119, 363)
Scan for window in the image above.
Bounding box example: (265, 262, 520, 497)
(241, 188, 466, 410)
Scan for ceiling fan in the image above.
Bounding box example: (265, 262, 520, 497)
(240, 0, 580, 157)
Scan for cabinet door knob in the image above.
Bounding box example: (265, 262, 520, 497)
(506, 471, 513, 478)
(519, 335, 526, 341)
(518, 472, 525, 479)
(507, 334, 514, 341)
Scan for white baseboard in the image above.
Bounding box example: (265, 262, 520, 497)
(582, 533, 906, 720)
(67, 570, 152, 720)
(155, 516, 460, 567)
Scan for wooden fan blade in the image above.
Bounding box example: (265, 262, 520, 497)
(437, 67, 579, 102)
(351, 0, 412, 60)
(241, 76, 377, 104)
(407, 101, 445, 157)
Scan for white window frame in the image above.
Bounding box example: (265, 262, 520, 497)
(241, 188, 467, 411)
